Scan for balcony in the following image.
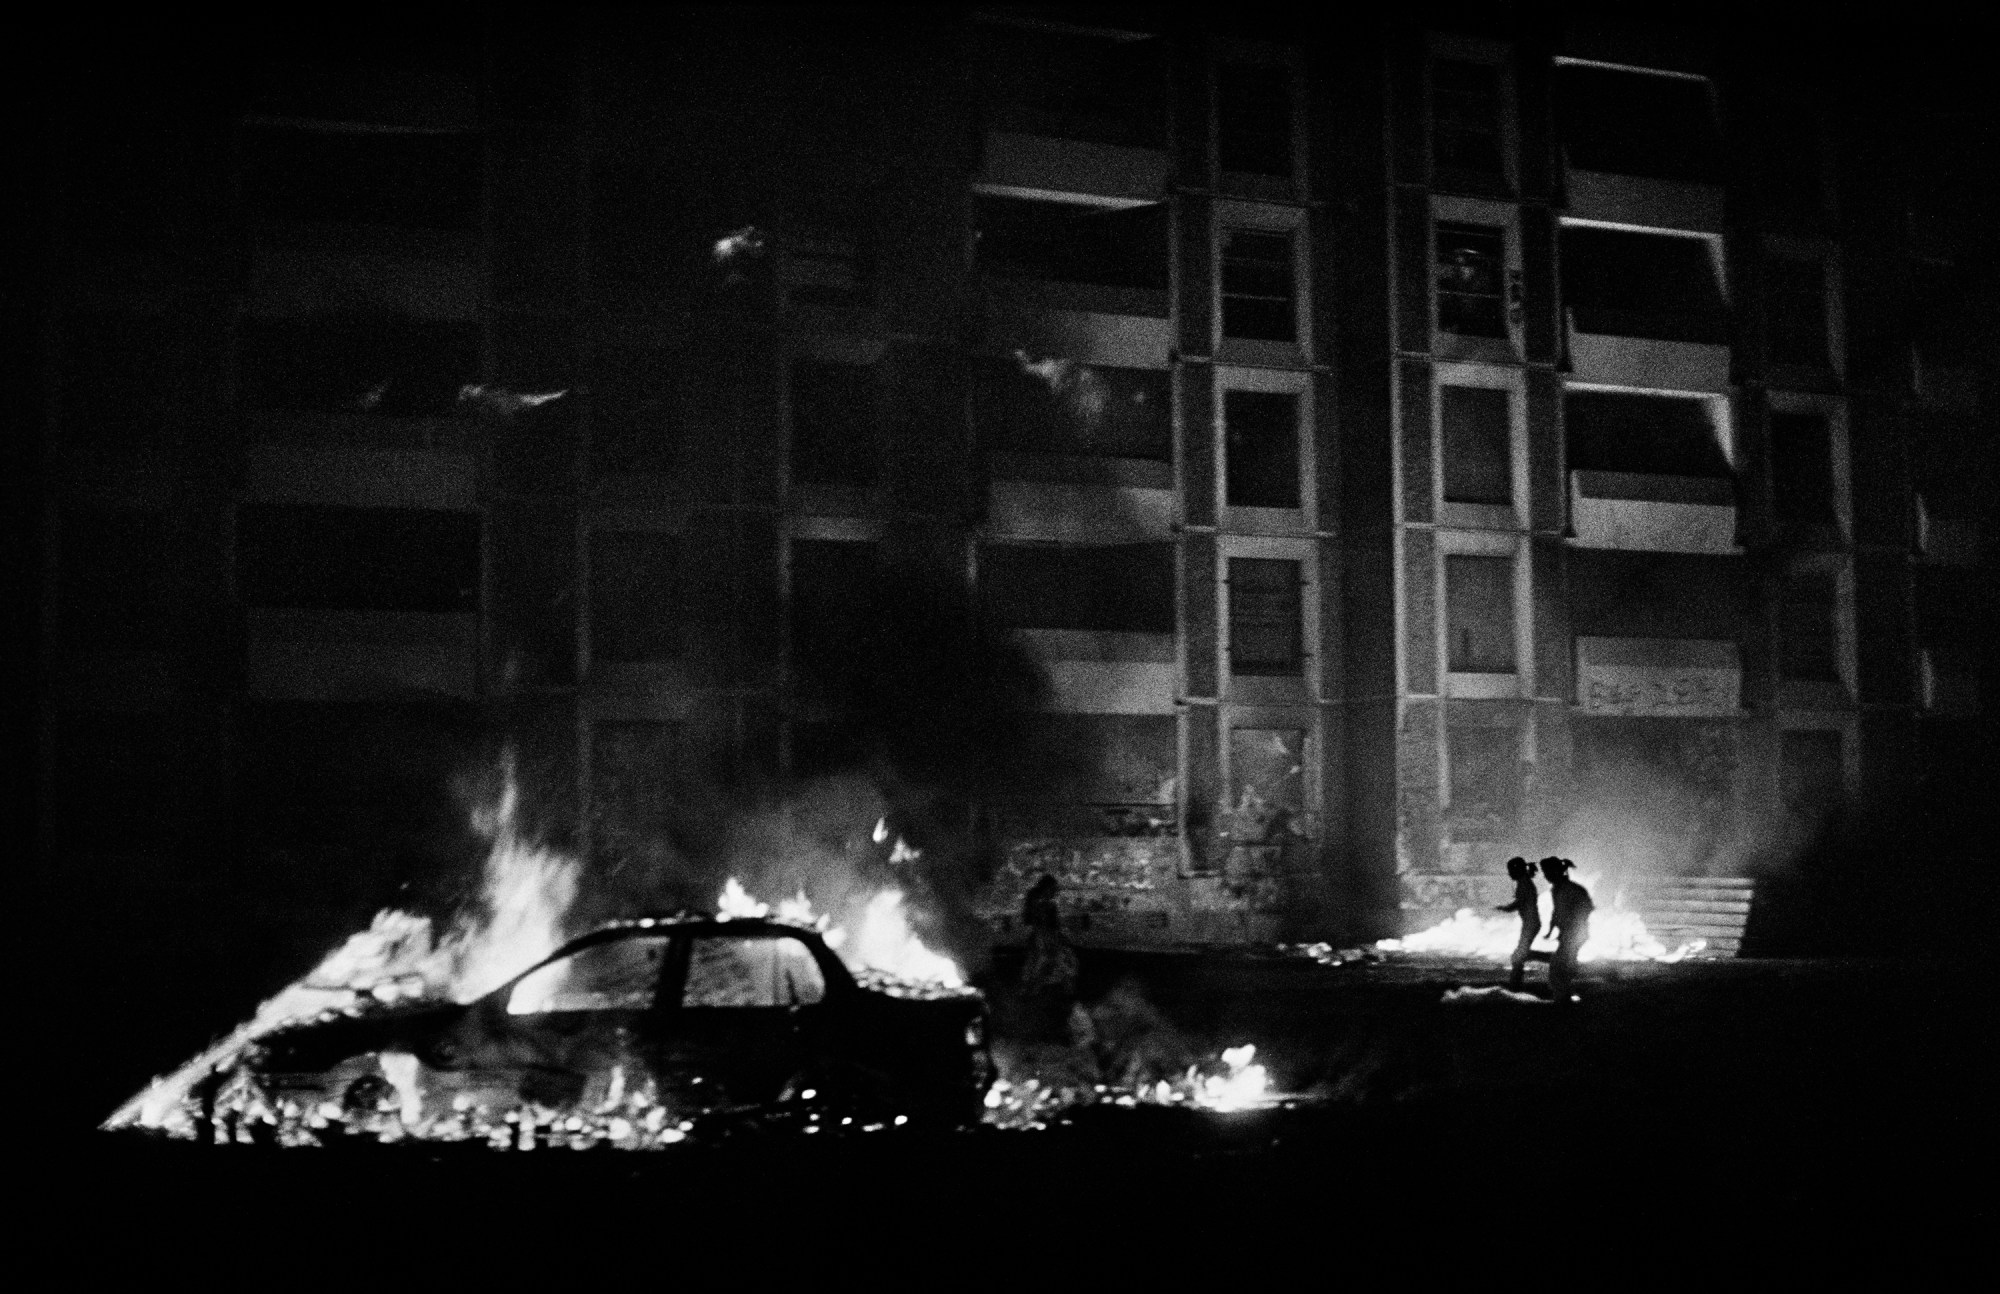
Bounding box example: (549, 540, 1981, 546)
(1569, 470, 1737, 554)
(1575, 636, 1741, 716)
(1565, 308, 1730, 392)
(1014, 629, 1177, 714)
(1564, 167, 1724, 234)
(245, 608, 478, 700)
(976, 130, 1169, 207)
(245, 444, 479, 511)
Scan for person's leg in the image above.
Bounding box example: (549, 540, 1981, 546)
(1550, 943, 1573, 1000)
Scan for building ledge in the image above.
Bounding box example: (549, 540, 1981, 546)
(245, 444, 479, 511)
(1575, 636, 1740, 716)
(1015, 629, 1175, 663)
(975, 130, 1169, 206)
(1567, 313, 1731, 393)
(1037, 660, 1178, 713)
(986, 476, 1174, 542)
(1565, 168, 1725, 233)
(1569, 470, 1737, 554)
(1445, 672, 1519, 699)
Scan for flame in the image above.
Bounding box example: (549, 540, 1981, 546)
(1376, 873, 1704, 963)
(715, 878, 964, 988)
(1194, 1044, 1270, 1111)
(106, 753, 580, 1133)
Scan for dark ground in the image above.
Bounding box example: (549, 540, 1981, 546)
(32, 931, 1990, 1265)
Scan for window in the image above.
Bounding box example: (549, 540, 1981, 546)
(1435, 222, 1508, 338)
(1778, 571, 1841, 683)
(1432, 58, 1506, 180)
(590, 344, 677, 476)
(1217, 61, 1293, 177)
(1440, 385, 1512, 504)
(507, 936, 673, 1015)
(238, 311, 480, 417)
(1224, 390, 1301, 508)
(1766, 255, 1830, 368)
(982, 543, 1175, 634)
(684, 935, 826, 1008)
(1229, 727, 1305, 843)
(237, 505, 479, 612)
(1565, 391, 1730, 478)
(1447, 723, 1518, 837)
(782, 225, 871, 309)
(591, 532, 680, 662)
(1555, 64, 1719, 183)
(790, 539, 881, 670)
(1770, 411, 1837, 526)
(1004, 714, 1179, 838)
(1779, 729, 1843, 836)
(62, 510, 168, 650)
(791, 360, 879, 486)
(975, 355, 1169, 460)
(975, 196, 1169, 294)
(975, 22, 1166, 149)
(1221, 228, 1296, 342)
(1445, 555, 1516, 673)
(1561, 227, 1726, 345)
(1228, 557, 1303, 676)
(241, 126, 481, 230)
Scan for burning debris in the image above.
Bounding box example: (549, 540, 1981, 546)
(1376, 873, 1709, 964)
(982, 1044, 1278, 1131)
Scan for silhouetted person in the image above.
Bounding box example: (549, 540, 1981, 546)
(1018, 874, 1079, 1040)
(1541, 857, 1594, 1002)
(1496, 856, 1541, 990)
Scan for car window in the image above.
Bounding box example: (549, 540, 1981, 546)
(683, 935, 827, 1008)
(506, 935, 673, 1015)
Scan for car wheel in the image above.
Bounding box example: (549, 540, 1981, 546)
(342, 1072, 394, 1115)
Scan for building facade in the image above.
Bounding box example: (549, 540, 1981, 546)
(38, 7, 1990, 950)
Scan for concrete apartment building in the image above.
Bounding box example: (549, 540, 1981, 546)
(37, 7, 1988, 952)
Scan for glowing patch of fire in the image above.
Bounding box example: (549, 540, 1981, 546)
(720, 879, 964, 989)
(1376, 873, 1705, 963)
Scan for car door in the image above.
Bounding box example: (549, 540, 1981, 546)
(656, 929, 830, 1109)
(484, 933, 677, 1107)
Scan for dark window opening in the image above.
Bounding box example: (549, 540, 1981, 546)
(790, 539, 882, 670)
(1229, 726, 1305, 844)
(1224, 390, 1301, 508)
(1001, 714, 1179, 838)
(983, 543, 1175, 635)
(1565, 391, 1730, 478)
(1435, 222, 1507, 338)
(59, 714, 184, 856)
(1770, 411, 1837, 526)
(591, 532, 680, 663)
(1217, 62, 1293, 177)
(59, 313, 169, 447)
(1765, 256, 1830, 368)
(1448, 724, 1519, 835)
(1911, 262, 1983, 370)
(238, 505, 480, 613)
(241, 126, 481, 231)
(238, 310, 480, 417)
(976, 25, 1166, 149)
(975, 196, 1169, 294)
(974, 356, 1169, 460)
(1221, 228, 1296, 341)
(1779, 572, 1841, 683)
(783, 225, 873, 309)
(1229, 557, 1303, 676)
(1555, 65, 1720, 183)
(791, 361, 879, 486)
(590, 345, 676, 476)
(62, 510, 169, 650)
(1561, 227, 1727, 344)
(1780, 729, 1843, 831)
(1432, 58, 1506, 179)
(1446, 555, 1515, 673)
(1440, 386, 1513, 504)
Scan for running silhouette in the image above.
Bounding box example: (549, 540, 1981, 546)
(1540, 857, 1594, 1002)
(1495, 856, 1541, 990)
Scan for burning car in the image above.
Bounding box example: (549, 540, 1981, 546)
(202, 915, 993, 1141)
